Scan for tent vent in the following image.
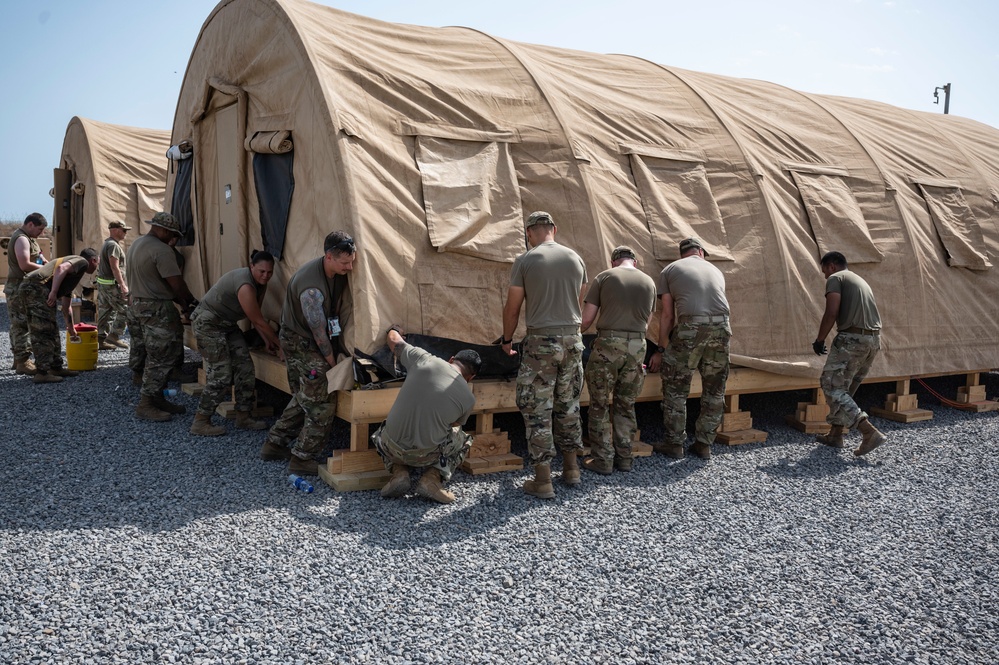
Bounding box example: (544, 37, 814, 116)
(914, 181, 991, 270)
(245, 130, 293, 154)
(788, 168, 882, 264)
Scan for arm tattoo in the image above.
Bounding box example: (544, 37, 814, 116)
(300, 288, 334, 359)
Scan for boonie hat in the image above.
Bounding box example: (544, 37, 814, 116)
(108, 221, 132, 231)
(678, 237, 707, 256)
(525, 210, 555, 229)
(611, 245, 637, 261)
(149, 212, 182, 236)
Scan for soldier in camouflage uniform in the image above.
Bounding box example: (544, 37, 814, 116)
(4, 213, 48, 375)
(189, 251, 283, 437)
(580, 246, 657, 474)
(126, 212, 198, 421)
(96, 221, 131, 350)
(501, 211, 587, 498)
(650, 238, 730, 460)
(373, 327, 480, 504)
(261, 231, 355, 478)
(812, 251, 887, 456)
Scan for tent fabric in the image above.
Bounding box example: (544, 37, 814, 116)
(167, 0, 999, 382)
(56, 117, 171, 284)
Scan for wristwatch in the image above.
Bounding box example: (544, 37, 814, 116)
(501, 337, 513, 345)
(656, 346, 665, 354)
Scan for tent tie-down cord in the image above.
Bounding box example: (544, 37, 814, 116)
(913, 378, 989, 410)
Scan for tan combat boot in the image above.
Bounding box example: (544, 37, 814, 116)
(260, 439, 292, 461)
(689, 441, 712, 460)
(190, 413, 226, 437)
(582, 457, 613, 475)
(50, 367, 79, 378)
(653, 443, 685, 459)
(614, 456, 634, 472)
(106, 334, 128, 349)
(854, 418, 886, 457)
(380, 465, 412, 498)
(816, 425, 846, 448)
(561, 451, 581, 486)
(98, 338, 118, 351)
(523, 464, 555, 499)
(15, 359, 38, 375)
(288, 455, 321, 477)
(232, 411, 267, 430)
(33, 372, 63, 384)
(415, 468, 455, 504)
(152, 395, 186, 415)
(135, 395, 172, 422)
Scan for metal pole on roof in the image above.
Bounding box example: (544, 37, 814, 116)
(933, 83, 951, 114)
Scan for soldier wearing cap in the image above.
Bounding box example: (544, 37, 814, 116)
(5, 212, 48, 375)
(649, 237, 730, 460)
(500, 211, 588, 499)
(812, 251, 887, 456)
(579, 245, 657, 474)
(96, 220, 132, 351)
(125, 212, 198, 421)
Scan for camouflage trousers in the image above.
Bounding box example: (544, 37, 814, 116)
(371, 422, 472, 483)
(821, 332, 880, 428)
(127, 297, 183, 398)
(517, 332, 584, 466)
(585, 334, 647, 463)
(192, 308, 255, 417)
(661, 321, 730, 447)
(265, 330, 336, 461)
(18, 281, 64, 373)
(4, 278, 31, 363)
(96, 282, 128, 341)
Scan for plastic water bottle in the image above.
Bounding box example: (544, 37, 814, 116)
(163, 388, 179, 397)
(289, 474, 314, 493)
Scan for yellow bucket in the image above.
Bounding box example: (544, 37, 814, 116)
(66, 325, 99, 371)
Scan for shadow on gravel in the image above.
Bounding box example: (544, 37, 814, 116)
(756, 444, 858, 480)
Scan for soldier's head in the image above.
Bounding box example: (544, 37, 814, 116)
(451, 349, 482, 382)
(23, 212, 47, 237)
(249, 249, 276, 286)
(148, 212, 182, 243)
(80, 247, 99, 273)
(323, 231, 356, 276)
(678, 237, 706, 259)
(610, 245, 638, 267)
(820, 251, 848, 278)
(524, 211, 556, 247)
(108, 220, 131, 241)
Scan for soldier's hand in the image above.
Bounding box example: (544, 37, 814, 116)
(812, 340, 828, 356)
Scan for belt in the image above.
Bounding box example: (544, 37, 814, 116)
(96, 277, 117, 286)
(678, 314, 729, 324)
(841, 326, 879, 336)
(526, 326, 580, 336)
(597, 329, 645, 340)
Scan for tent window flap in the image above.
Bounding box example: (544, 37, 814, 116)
(790, 170, 883, 264)
(629, 154, 732, 261)
(171, 157, 195, 246)
(415, 135, 523, 263)
(917, 183, 992, 270)
(253, 151, 295, 260)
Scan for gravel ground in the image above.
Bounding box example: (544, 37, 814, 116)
(0, 298, 996, 664)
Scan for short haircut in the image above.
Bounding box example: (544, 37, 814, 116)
(250, 249, 275, 265)
(80, 248, 98, 261)
(25, 212, 47, 228)
(453, 349, 482, 376)
(820, 251, 847, 268)
(324, 230, 356, 256)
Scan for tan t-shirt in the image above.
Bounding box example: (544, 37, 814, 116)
(384, 344, 475, 451)
(97, 237, 126, 281)
(25, 255, 90, 298)
(126, 234, 182, 300)
(510, 241, 587, 329)
(585, 266, 657, 333)
(280, 256, 348, 347)
(826, 269, 881, 331)
(200, 267, 263, 323)
(657, 256, 729, 318)
(6, 228, 40, 282)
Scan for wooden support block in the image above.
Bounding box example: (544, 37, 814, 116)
(716, 429, 768, 445)
(721, 411, 753, 432)
(318, 465, 391, 492)
(468, 430, 511, 457)
(215, 402, 273, 418)
(327, 449, 385, 475)
(350, 422, 372, 452)
(869, 406, 934, 423)
(459, 453, 524, 476)
(474, 412, 495, 435)
(787, 390, 830, 433)
(956, 385, 987, 404)
(631, 441, 653, 457)
(957, 401, 999, 413)
(887, 393, 919, 412)
(801, 403, 830, 423)
(181, 382, 204, 396)
(785, 414, 829, 434)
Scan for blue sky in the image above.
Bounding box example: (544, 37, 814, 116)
(1, 0, 996, 221)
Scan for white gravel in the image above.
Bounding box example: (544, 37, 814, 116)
(0, 298, 996, 664)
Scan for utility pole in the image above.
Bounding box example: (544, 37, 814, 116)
(933, 83, 951, 114)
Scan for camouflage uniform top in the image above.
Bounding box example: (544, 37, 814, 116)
(657, 256, 729, 318)
(826, 270, 881, 332)
(126, 235, 182, 300)
(6, 228, 40, 282)
(510, 241, 587, 329)
(280, 256, 348, 350)
(199, 267, 264, 323)
(97, 237, 126, 282)
(24, 255, 90, 298)
(585, 266, 657, 333)
(383, 344, 475, 452)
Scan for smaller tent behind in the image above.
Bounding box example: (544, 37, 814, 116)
(52, 117, 171, 285)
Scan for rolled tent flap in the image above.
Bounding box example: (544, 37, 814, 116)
(245, 130, 293, 154)
(71, 181, 85, 195)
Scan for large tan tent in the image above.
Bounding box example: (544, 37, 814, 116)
(167, 0, 999, 383)
(53, 117, 171, 284)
